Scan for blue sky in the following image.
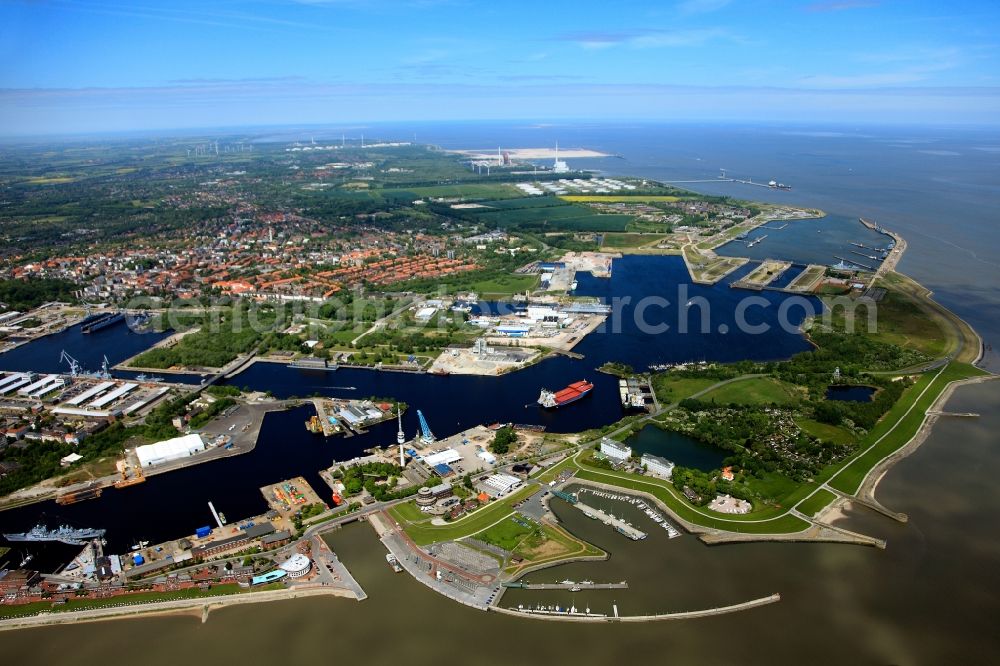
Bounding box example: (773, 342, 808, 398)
(1, 0, 999, 134)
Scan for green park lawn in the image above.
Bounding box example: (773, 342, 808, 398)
(651, 375, 720, 404)
(698, 376, 802, 406)
(474, 514, 537, 551)
(389, 485, 536, 545)
(795, 417, 858, 446)
(469, 274, 538, 296)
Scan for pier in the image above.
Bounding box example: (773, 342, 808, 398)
(730, 259, 792, 291)
(573, 501, 647, 540)
(497, 593, 782, 623)
(927, 411, 980, 417)
(503, 581, 628, 590)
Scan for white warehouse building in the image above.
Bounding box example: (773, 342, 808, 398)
(135, 433, 206, 468)
(481, 473, 522, 497)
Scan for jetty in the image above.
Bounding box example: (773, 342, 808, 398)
(503, 581, 628, 590)
(573, 502, 647, 540)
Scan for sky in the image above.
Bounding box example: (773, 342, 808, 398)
(1, 0, 999, 135)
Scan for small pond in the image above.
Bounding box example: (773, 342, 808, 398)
(825, 385, 877, 402)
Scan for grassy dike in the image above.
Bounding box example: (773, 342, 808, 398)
(0, 583, 286, 620)
(390, 361, 985, 545)
(827, 361, 987, 495)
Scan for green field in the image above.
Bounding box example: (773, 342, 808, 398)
(829, 273, 965, 360)
(698, 376, 802, 406)
(795, 417, 858, 445)
(467, 196, 635, 232)
(651, 375, 720, 404)
(474, 515, 537, 551)
(399, 183, 521, 199)
(600, 233, 667, 248)
(469, 274, 538, 296)
(504, 522, 604, 575)
(796, 488, 836, 517)
(480, 195, 569, 210)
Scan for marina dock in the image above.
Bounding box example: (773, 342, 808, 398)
(574, 501, 647, 540)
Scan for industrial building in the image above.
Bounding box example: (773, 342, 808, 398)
(135, 433, 206, 467)
(600, 438, 632, 463)
(641, 453, 675, 480)
(191, 522, 276, 558)
(89, 382, 137, 409)
(422, 448, 462, 468)
(66, 381, 115, 406)
(481, 473, 522, 497)
(18, 374, 64, 398)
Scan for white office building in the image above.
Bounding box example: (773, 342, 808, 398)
(600, 438, 632, 463)
(641, 453, 675, 480)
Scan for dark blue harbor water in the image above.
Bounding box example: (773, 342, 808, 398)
(825, 385, 877, 402)
(716, 213, 891, 269)
(769, 265, 805, 289)
(0, 254, 819, 557)
(625, 425, 726, 472)
(0, 321, 201, 384)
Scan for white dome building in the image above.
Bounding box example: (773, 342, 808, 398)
(279, 553, 312, 578)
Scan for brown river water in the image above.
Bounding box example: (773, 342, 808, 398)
(3, 380, 998, 665)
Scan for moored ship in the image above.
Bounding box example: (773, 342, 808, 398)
(538, 380, 594, 409)
(55, 484, 103, 505)
(81, 311, 126, 334)
(386, 553, 402, 572)
(4, 523, 106, 545)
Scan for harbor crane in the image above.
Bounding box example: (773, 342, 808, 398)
(416, 409, 436, 444)
(59, 350, 111, 379)
(59, 350, 82, 377)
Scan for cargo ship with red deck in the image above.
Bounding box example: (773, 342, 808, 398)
(538, 380, 594, 409)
